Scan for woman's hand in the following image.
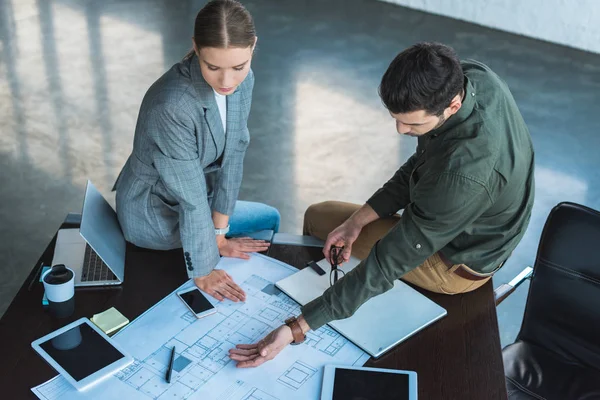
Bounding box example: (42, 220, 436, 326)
(194, 270, 246, 302)
(228, 325, 294, 368)
(217, 236, 270, 259)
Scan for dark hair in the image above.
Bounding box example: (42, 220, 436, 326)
(186, 0, 255, 57)
(379, 42, 464, 116)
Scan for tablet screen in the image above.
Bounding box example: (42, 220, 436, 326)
(39, 323, 125, 381)
(333, 368, 410, 400)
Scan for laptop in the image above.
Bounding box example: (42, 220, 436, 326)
(276, 256, 447, 358)
(51, 181, 126, 287)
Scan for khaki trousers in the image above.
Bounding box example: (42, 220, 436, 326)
(303, 201, 491, 295)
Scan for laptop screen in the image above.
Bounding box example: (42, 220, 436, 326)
(79, 181, 126, 281)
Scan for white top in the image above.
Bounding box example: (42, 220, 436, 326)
(213, 90, 227, 133)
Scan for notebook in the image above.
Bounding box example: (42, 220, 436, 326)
(276, 256, 447, 358)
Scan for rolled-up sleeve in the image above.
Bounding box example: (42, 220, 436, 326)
(211, 70, 254, 216)
(150, 106, 220, 278)
(302, 172, 492, 330)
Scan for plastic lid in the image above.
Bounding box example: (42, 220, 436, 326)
(43, 264, 73, 285)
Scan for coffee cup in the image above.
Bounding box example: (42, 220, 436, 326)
(42, 264, 75, 318)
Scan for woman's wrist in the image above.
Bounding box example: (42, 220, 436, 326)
(216, 234, 227, 249)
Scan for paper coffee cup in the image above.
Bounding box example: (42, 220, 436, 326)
(42, 265, 75, 318)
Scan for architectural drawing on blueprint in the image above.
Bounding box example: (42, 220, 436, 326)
(32, 254, 370, 400)
(277, 361, 317, 390)
(33, 376, 71, 400)
(241, 387, 279, 400)
(113, 273, 302, 399)
(305, 325, 349, 357)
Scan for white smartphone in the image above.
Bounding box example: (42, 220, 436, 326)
(177, 287, 217, 319)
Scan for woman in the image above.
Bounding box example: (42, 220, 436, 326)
(114, 0, 279, 303)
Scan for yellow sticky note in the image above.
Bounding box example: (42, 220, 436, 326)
(91, 307, 129, 335)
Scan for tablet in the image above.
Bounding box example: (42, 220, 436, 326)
(321, 365, 418, 400)
(31, 317, 133, 391)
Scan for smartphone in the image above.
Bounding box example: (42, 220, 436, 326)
(177, 288, 217, 319)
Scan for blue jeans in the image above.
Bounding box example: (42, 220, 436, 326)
(228, 201, 280, 236)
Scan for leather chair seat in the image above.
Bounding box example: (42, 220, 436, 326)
(501, 203, 600, 399)
(503, 340, 600, 399)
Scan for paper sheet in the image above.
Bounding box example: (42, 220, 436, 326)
(32, 254, 369, 400)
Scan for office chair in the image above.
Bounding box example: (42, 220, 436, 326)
(501, 202, 600, 399)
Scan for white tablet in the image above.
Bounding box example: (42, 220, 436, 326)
(321, 365, 418, 400)
(31, 317, 133, 391)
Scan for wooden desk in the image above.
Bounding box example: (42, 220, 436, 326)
(0, 221, 507, 399)
(270, 245, 509, 399)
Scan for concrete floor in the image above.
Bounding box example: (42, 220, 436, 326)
(1, 0, 599, 348)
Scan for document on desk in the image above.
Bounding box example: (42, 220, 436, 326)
(31, 254, 369, 400)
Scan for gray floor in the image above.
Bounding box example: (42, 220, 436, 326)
(1, 0, 599, 348)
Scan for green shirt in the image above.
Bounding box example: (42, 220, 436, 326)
(302, 60, 535, 330)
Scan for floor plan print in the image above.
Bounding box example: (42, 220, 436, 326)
(32, 254, 370, 400)
(277, 361, 317, 390)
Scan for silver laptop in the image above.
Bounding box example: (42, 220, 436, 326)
(276, 256, 447, 358)
(51, 181, 126, 287)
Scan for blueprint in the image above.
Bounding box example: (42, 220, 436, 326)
(32, 254, 369, 400)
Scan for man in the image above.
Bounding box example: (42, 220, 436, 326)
(228, 42, 535, 367)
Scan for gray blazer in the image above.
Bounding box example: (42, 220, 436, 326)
(115, 54, 253, 278)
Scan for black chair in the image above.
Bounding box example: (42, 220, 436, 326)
(501, 202, 600, 399)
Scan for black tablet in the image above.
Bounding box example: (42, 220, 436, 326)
(321, 365, 418, 400)
(31, 318, 133, 391)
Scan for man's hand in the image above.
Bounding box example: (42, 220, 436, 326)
(217, 236, 270, 259)
(323, 221, 362, 264)
(194, 270, 246, 302)
(228, 325, 294, 368)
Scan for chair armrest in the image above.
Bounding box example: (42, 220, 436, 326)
(494, 266, 533, 306)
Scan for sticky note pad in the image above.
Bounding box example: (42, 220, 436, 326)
(91, 307, 129, 335)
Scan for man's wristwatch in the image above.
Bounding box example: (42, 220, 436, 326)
(214, 225, 230, 236)
(284, 316, 306, 345)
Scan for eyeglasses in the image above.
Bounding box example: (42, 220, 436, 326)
(329, 245, 346, 287)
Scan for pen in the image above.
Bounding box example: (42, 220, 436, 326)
(166, 346, 176, 383)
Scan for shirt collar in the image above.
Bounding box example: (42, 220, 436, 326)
(428, 76, 476, 138)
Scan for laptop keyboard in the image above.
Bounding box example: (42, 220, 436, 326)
(81, 244, 117, 282)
